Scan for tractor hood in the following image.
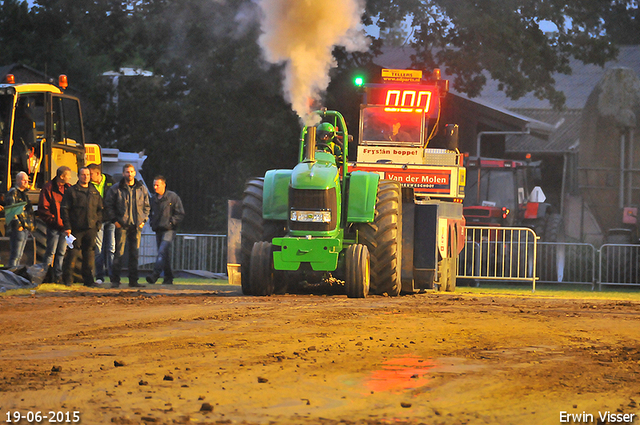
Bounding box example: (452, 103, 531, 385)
(290, 160, 339, 190)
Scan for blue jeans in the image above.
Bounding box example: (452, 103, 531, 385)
(153, 230, 175, 281)
(44, 227, 67, 280)
(9, 227, 29, 268)
(95, 222, 115, 280)
(111, 225, 141, 284)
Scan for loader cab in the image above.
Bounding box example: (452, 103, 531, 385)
(0, 81, 85, 198)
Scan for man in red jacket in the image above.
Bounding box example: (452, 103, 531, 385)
(37, 166, 71, 284)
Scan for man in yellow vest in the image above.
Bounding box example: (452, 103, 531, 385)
(88, 163, 115, 284)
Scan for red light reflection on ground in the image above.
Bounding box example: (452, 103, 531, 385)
(364, 355, 435, 393)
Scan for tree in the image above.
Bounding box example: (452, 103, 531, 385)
(0, 0, 37, 65)
(89, 0, 301, 231)
(363, 0, 632, 108)
(4, 0, 635, 230)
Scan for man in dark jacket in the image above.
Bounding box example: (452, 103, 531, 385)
(88, 163, 115, 283)
(5, 171, 34, 267)
(146, 176, 185, 285)
(38, 166, 71, 283)
(61, 167, 103, 287)
(105, 163, 150, 288)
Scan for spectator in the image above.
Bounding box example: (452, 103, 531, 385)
(88, 163, 115, 284)
(105, 164, 150, 288)
(5, 171, 34, 267)
(146, 176, 185, 285)
(38, 166, 72, 284)
(61, 167, 103, 287)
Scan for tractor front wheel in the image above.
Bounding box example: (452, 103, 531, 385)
(250, 241, 275, 296)
(345, 244, 370, 298)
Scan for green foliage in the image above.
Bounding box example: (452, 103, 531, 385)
(363, 0, 630, 109)
(1, 0, 635, 229)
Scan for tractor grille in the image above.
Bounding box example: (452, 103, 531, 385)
(289, 187, 337, 232)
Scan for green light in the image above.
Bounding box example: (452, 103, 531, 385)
(354, 76, 364, 87)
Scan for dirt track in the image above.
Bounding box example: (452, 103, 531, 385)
(0, 283, 639, 425)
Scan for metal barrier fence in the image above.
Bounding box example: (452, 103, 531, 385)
(130, 231, 640, 289)
(139, 233, 227, 274)
(599, 244, 640, 288)
(537, 242, 596, 287)
(459, 233, 640, 289)
(458, 226, 538, 291)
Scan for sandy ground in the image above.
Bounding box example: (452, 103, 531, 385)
(0, 282, 639, 425)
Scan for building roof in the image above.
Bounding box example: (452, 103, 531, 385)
(0, 63, 53, 84)
(373, 45, 640, 153)
(452, 94, 555, 138)
(505, 109, 582, 153)
(374, 45, 640, 110)
(475, 45, 640, 110)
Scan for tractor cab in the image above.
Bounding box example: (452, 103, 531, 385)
(299, 112, 348, 171)
(463, 156, 559, 240)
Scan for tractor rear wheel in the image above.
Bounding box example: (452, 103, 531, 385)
(240, 179, 265, 295)
(345, 244, 370, 298)
(240, 178, 286, 295)
(249, 241, 275, 296)
(356, 180, 402, 296)
(543, 213, 563, 242)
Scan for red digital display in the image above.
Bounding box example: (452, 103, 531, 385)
(384, 90, 431, 110)
(365, 84, 440, 117)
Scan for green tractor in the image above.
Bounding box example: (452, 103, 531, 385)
(238, 109, 402, 298)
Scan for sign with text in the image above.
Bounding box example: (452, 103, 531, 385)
(357, 146, 423, 164)
(385, 170, 451, 193)
(381, 69, 422, 83)
(349, 164, 454, 195)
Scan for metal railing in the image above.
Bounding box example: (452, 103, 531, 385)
(599, 244, 640, 288)
(458, 234, 640, 289)
(139, 233, 227, 274)
(130, 231, 640, 290)
(537, 242, 597, 287)
(458, 226, 538, 291)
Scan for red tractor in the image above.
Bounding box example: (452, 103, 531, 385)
(463, 156, 562, 242)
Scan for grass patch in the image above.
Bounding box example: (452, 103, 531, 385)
(0, 278, 232, 297)
(2, 277, 639, 302)
(456, 281, 640, 301)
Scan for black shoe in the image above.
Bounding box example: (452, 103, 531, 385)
(162, 279, 174, 285)
(110, 282, 120, 288)
(146, 275, 157, 284)
(129, 282, 145, 288)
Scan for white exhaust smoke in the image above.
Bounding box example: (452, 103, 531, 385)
(256, 0, 368, 122)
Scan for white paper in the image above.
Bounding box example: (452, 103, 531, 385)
(65, 234, 76, 249)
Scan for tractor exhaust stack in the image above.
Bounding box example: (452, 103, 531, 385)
(304, 126, 316, 162)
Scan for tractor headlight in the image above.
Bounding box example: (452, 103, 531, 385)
(290, 210, 331, 223)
